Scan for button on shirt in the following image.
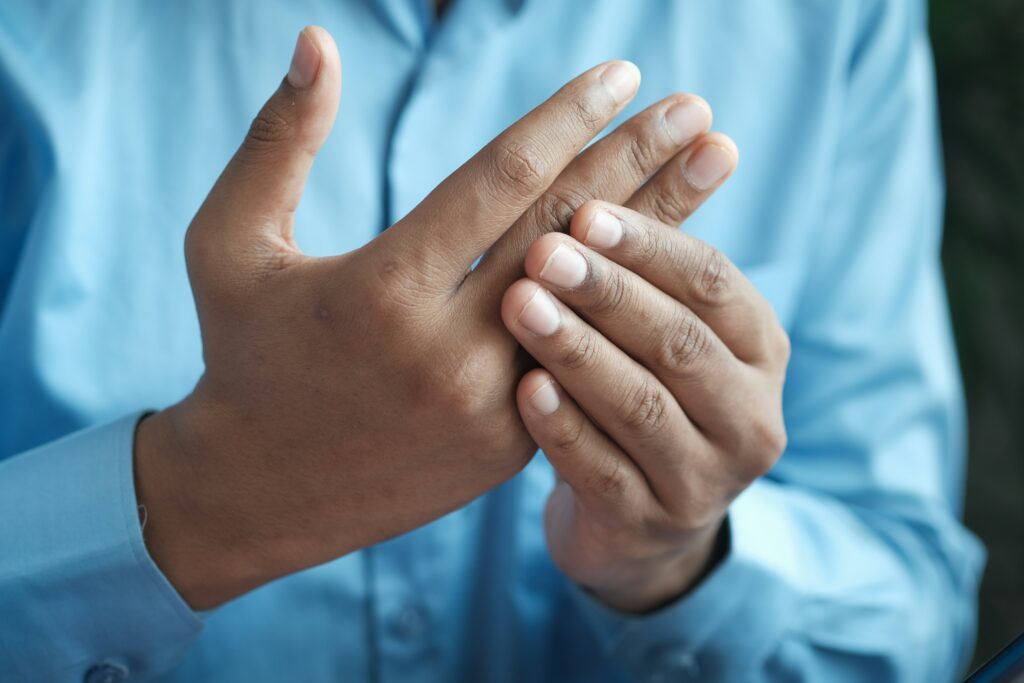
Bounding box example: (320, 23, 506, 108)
(0, 1, 985, 681)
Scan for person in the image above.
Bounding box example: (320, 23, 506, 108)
(0, 1, 985, 681)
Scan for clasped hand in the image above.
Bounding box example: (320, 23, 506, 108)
(135, 26, 788, 613)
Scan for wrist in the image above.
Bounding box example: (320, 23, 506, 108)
(587, 521, 727, 614)
(133, 401, 273, 610)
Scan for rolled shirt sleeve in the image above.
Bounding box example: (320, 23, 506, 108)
(571, 0, 985, 681)
(0, 413, 202, 682)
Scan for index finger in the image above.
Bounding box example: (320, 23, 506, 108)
(382, 61, 640, 291)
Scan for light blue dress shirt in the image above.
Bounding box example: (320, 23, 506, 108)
(0, 1, 986, 681)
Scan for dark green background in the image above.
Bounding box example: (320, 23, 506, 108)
(930, 0, 1024, 670)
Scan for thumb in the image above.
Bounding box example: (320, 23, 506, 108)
(194, 26, 341, 251)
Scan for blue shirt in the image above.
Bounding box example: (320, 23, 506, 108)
(0, 1, 985, 681)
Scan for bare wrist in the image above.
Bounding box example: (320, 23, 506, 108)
(133, 403, 270, 610)
(588, 522, 726, 614)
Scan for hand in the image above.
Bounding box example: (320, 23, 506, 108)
(502, 174, 791, 613)
(135, 26, 719, 609)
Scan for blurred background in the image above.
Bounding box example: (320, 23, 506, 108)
(929, 0, 1024, 670)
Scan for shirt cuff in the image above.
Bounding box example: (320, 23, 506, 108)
(569, 498, 797, 681)
(0, 412, 202, 682)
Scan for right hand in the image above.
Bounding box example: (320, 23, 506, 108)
(135, 26, 718, 609)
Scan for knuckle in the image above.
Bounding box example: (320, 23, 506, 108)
(625, 134, 660, 176)
(654, 312, 710, 375)
(587, 452, 627, 499)
(558, 330, 599, 371)
(633, 224, 662, 265)
(368, 259, 437, 323)
(649, 186, 695, 226)
(490, 139, 546, 198)
(567, 90, 605, 134)
(243, 102, 294, 150)
(740, 416, 788, 479)
(691, 246, 730, 307)
(536, 190, 584, 233)
(588, 268, 630, 317)
(618, 380, 671, 437)
(773, 326, 792, 364)
(646, 505, 702, 536)
(551, 418, 588, 455)
(430, 346, 504, 420)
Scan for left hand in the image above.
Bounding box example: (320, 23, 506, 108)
(501, 139, 791, 613)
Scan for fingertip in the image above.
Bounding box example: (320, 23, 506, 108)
(568, 201, 596, 241)
(500, 278, 541, 328)
(663, 94, 713, 147)
(683, 132, 739, 192)
(502, 278, 561, 337)
(517, 368, 560, 417)
(291, 26, 342, 99)
(523, 232, 570, 280)
(286, 28, 322, 90)
(571, 201, 624, 250)
(597, 60, 642, 106)
(704, 132, 739, 164)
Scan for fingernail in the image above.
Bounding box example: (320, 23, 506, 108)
(584, 210, 623, 249)
(287, 28, 321, 89)
(599, 61, 641, 105)
(529, 380, 560, 416)
(664, 99, 711, 145)
(684, 143, 735, 191)
(539, 245, 587, 289)
(517, 288, 560, 336)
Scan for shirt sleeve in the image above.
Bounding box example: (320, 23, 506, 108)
(0, 413, 203, 683)
(570, 1, 985, 681)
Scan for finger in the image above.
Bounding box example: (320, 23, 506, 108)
(193, 27, 342, 252)
(469, 94, 712, 296)
(517, 369, 651, 510)
(523, 232, 752, 434)
(625, 133, 738, 226)
(502, 280, 707, 502)
(383, 61, 641, 290)
(570, 201, 789, 366)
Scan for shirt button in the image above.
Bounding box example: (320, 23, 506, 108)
(83, 661, 129, 683)
(648, 650, 700, 682)
(388, 603, 430, 642)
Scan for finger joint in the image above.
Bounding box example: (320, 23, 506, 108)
(558, 331, 599, 371)
(619, 380, 671, 437)
(244, 103, 294, 150)
(490, 140, 547, 200)
(692, 247, 730, 307)
(654, 312, 710, 376)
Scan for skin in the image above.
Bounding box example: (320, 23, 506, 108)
(133, 26, 747, 610)
(503, 197, 791, 612)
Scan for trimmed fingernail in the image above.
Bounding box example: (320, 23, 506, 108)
(539, 245, 587, 289)
(684, 143, 735, 191)
(287, 28, 321, 89)
(664, 99, 711, 145)
(599, 61, 641, 104)
(517, 288, 560, 336)
(584, 211, 623, 249)
(529, 380, 560, 416)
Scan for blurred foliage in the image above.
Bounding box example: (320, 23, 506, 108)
(929, 0, 1024, 669)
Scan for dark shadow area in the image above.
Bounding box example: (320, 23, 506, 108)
(930, 0, 1024, 669)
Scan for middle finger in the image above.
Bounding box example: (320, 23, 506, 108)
(469, 94, 713, 298)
